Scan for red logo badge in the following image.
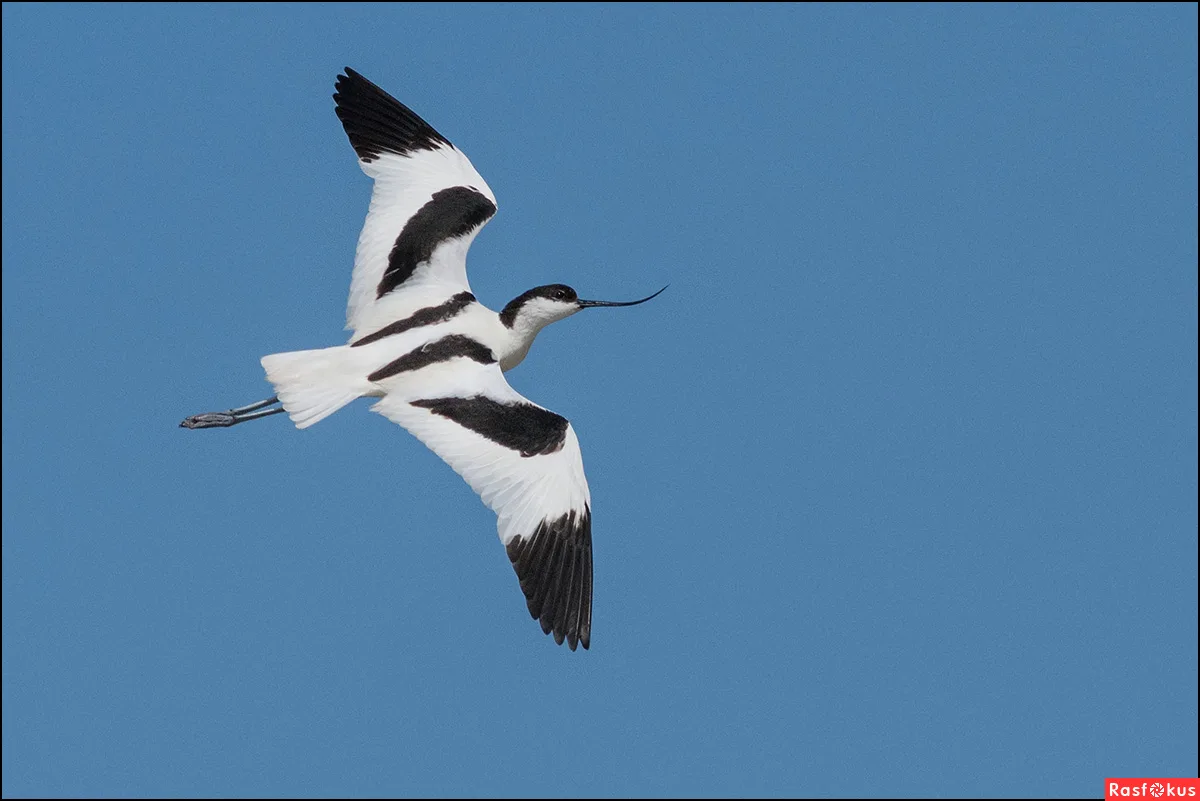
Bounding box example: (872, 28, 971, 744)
(1107, 779, 1200, 800)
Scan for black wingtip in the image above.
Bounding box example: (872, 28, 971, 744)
(332, 68, 451, 162)
(506, 507, 593, 651)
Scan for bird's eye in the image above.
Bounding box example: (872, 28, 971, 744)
(555, 290, 566, 299)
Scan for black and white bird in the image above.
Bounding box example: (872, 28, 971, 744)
(181, 68, 665, 651)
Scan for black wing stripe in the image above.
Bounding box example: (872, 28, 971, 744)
(582, 542, 592, 648)
(532, 528, 562, 623)
(333, 68, 450, 161)
(565, 548, 585, 651)
(553, 543, 579, 647)
(528, 525, 554, 618)
(409, 396, 567, 458)
(378, 186, 497, 298)
(367, 335, 495, 382)
(352, 292, 477, 347)
(505, 507, 592, 651)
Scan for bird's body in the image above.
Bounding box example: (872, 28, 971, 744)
(181, 69, 664, 651)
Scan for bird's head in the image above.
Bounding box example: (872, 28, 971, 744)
(500, 284, 667, 332)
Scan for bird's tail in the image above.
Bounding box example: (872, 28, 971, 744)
(261, 345, 367, 429)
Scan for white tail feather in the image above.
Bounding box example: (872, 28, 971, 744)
(261, 346, 365, 429)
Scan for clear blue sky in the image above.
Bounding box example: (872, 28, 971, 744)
(3, 3, 1196, 797)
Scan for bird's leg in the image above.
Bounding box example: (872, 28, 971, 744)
(179, 396, 286, 429)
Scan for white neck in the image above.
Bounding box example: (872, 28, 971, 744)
(497, 313, 550, 371)
(495, 298, 581, 371)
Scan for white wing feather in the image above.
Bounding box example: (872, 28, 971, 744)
(370, 361, 591, 548)
(332, 68, 497, 336)
(347, 148, 495, 334)
(371, 359, 594, 649)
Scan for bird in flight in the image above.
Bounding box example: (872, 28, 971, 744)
(181, 68, 665, 650)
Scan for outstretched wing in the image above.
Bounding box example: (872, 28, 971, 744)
(333, 68, 497, 336)
(371, 355, 593, 651)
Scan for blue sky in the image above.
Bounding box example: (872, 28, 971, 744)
(3, 3, 1196, 797)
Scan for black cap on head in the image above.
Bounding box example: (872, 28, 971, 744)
(500, 283, 667, 326)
